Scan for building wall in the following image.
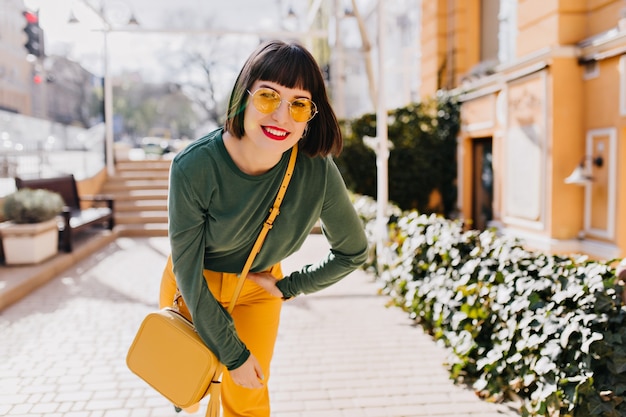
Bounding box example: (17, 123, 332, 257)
(517, 1, 587, 55)
(451, 0, 479, 85)
(420, 0, 626, 259)
(0, 0, 32, 114)
(586, 0, 624, 36)
(419, 0, 447, 95)
(547, 58, 583, 240)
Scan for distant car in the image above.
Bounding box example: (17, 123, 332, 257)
(140, 137, 171, 156)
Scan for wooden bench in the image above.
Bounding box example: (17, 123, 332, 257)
(15, 174, 114, 252)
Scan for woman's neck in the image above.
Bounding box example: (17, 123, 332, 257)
(222, 132, 281, 175)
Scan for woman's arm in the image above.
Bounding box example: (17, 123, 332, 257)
(276, 158, 369, 298)
(168, 159, 250, 370)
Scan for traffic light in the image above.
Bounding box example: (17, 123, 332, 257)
(23, 10, 43, 58)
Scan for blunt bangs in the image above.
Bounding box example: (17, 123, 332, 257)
(251, 44, 323, 95)
(225, 41, 342, 158)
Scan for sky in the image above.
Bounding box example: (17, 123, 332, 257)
(24, 0, 316, 83)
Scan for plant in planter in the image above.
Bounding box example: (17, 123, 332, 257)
(0, 188, 65, 265)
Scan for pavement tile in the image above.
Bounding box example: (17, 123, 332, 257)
(0, 234, 521, 417)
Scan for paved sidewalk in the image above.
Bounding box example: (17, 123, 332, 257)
(0, 234, 521, 417)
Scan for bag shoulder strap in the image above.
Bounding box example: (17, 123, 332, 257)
(203, 145, 298, 417)
(201, 144, 298, 416)
(225, 143, 298, 313)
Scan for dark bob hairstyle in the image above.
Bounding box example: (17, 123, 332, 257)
(224, 40, 342, 157)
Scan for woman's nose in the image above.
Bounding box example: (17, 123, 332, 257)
(272, 100, 291, 122)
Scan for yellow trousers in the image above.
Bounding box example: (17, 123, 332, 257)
(160, 255, 283, 417)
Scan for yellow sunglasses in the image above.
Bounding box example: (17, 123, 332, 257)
(247, 88, 318, 123)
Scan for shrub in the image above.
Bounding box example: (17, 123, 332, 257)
(3, 188, 65, 224)
(336, 91, 460, 217)
(353, 197, 626, 417)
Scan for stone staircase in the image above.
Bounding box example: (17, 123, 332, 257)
(103, 157, 321, 238)
(104, 159, 171, 237)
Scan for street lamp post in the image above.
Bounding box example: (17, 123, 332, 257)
(375, 0, 389, 270)
(69, 1, 138, 176)
(102, 31, 114, 176)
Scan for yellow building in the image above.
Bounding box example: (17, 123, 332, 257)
(418, 0, 626, 259)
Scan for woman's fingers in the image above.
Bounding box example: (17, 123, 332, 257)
(230, 354, 265, 389)
(247, 272, 283, 298)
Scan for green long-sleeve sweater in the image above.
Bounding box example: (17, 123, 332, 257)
(168, 128, 369, 370)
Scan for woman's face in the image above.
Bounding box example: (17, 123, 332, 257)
(243, 80, 312, 155)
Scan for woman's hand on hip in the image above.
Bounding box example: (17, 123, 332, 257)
(229, 354, 265, 389)
(247, 272, 283, 298)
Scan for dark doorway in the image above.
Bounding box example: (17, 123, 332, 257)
(472, 138, 494, 230)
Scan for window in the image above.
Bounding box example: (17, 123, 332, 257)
(480, 0, 517, 64)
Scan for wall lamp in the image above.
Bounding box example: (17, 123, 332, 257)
(564, 155, 604, 185)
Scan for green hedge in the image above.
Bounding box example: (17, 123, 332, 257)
(336, 91, 459, 217)
(354, 196, 625, 417)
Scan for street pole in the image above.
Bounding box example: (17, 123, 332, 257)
(103, 31, 114, 176)
(71, 0, 117, 176)
(376, 0, 389, 270)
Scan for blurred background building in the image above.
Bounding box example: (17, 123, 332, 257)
(0, 0, 37, 115)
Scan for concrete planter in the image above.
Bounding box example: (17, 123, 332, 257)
(0, 219, 59, 265)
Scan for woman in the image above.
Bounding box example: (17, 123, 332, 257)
(160, 40, 368, 416)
